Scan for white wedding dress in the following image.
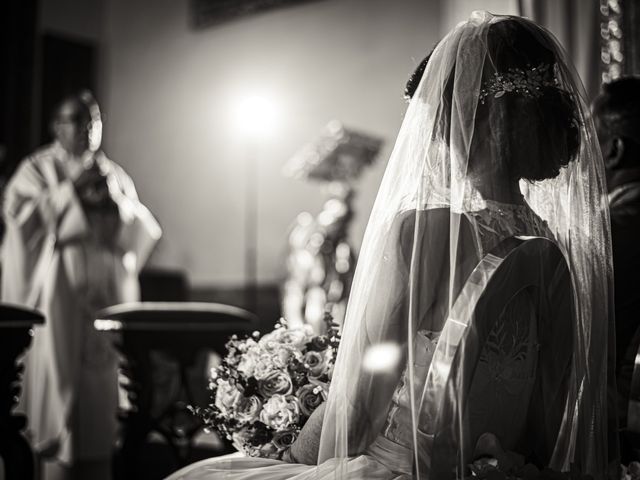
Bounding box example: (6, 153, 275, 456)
(167, 202, 552, 480)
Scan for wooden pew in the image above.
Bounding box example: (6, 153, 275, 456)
(0, 303, 45, 480)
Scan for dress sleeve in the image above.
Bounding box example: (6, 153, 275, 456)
(107, 161, 162, 272)
(2, 157, 89, 304)
(4, 158, 89, 244)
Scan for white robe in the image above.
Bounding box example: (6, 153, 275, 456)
(1, 142, 162, 464)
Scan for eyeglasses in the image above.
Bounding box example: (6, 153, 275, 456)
(56, 115, 102, 130)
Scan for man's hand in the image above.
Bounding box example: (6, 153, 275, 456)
(75, 164, 121, 247)
(74, 164, 110, 207)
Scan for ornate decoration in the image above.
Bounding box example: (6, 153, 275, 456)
(600, 0, 624, 83)
(479, 63, 558, 104)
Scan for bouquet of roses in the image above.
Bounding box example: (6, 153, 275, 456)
(192, 315, 340, 459)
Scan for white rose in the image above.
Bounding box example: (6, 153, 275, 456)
(258, 331, 277, 346)
(275, 328, 310, 349)
(214, 379, 243, 416)
(260, 394, 300, 431)
(259, 338, 279, 354)
(237, 349, 260, 378)
(253, 353, 277, 380)
(271, 344, 302, 369)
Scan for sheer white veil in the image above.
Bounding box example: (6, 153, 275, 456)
(317, 11, 616, 479)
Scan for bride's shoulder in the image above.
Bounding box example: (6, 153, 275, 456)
(392, 207, 451, 228)
(389, 208, 475, 260)
(391, 208, 472, 236)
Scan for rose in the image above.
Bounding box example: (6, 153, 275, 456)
(236, 395, 262, 424)
(237, 349, 261, 378)
(275, 328, 310, 349)
(271, 345, 301, 369)
(258, 331, 282, 354)
(259, 338, 281, 355)
(214, 379, 243, 416)
(259, 371, 293, 397)
(260, 394, 300, 431)
(253, 353, 277, 380)
(296, 383, 327, 416)
(270, 347, 290, 368)
(303, 350, 328, 378)
(272, 430, 298, 451)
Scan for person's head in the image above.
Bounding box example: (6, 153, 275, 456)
(405, 17, 580, 189)
(404, 52, 433, 103)
(592, 77, 640, 174)
(51, 90, 102, 156)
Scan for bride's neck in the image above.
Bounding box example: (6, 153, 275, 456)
(469, 139, 526, 206)
(473, 177, 525, 205)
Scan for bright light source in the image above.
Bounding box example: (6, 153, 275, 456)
(363, 342, 402, 373)
(231, 92, 279, 138)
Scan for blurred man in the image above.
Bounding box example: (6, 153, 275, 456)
(1, 91, 161, 480)
(593, 77, 640, 432)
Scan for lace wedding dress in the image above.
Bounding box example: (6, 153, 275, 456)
(167, 202, 552, 480)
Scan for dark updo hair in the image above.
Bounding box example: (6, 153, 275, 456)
(405, 18, 581, 182)
(484, 19, 580, 181)
(404, 53, 432, 101)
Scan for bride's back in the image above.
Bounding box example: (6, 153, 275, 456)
(367, 203, 564, 473)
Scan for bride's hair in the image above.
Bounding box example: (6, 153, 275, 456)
(405, 18, 580, 182)
(484, 19, 580, 181)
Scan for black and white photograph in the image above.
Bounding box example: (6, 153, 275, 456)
(1, 0, 639, 479)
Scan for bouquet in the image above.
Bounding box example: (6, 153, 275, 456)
(192, 315, 340, 459)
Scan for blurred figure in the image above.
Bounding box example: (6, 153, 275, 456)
(282, 183, 356, 333)
(1, 91, 161, 480)
(593, 77, 640, 431)
(281, 122, 381, 332)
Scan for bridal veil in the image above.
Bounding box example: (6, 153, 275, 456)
(318, 11, 616, 479)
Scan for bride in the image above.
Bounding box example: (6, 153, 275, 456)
(168, 12, 616, 479)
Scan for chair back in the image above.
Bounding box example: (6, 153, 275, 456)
(422, 237, 573, 477)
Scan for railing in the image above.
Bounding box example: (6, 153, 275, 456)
(95, 302, 259, 480)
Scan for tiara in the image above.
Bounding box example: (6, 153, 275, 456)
(479, 63, 559, 104)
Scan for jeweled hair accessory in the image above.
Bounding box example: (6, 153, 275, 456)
(479, 63, 559, 104)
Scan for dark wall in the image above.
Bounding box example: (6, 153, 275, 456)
(0, 0, 40, 183)
(40, 33, 97, 146)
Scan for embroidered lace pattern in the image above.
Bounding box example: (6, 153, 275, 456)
(466, 200, 554, 257)
(381, 201, 552, 447)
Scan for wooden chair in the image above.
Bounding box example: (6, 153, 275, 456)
(94, 302, 259, 480)
(623, 329, 640, 462)
(0, 303, 45, 480)
(420, 237, 573, 478)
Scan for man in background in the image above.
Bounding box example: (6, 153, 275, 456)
(1, 91, 161, 480)
(593, 77, 640, 437)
